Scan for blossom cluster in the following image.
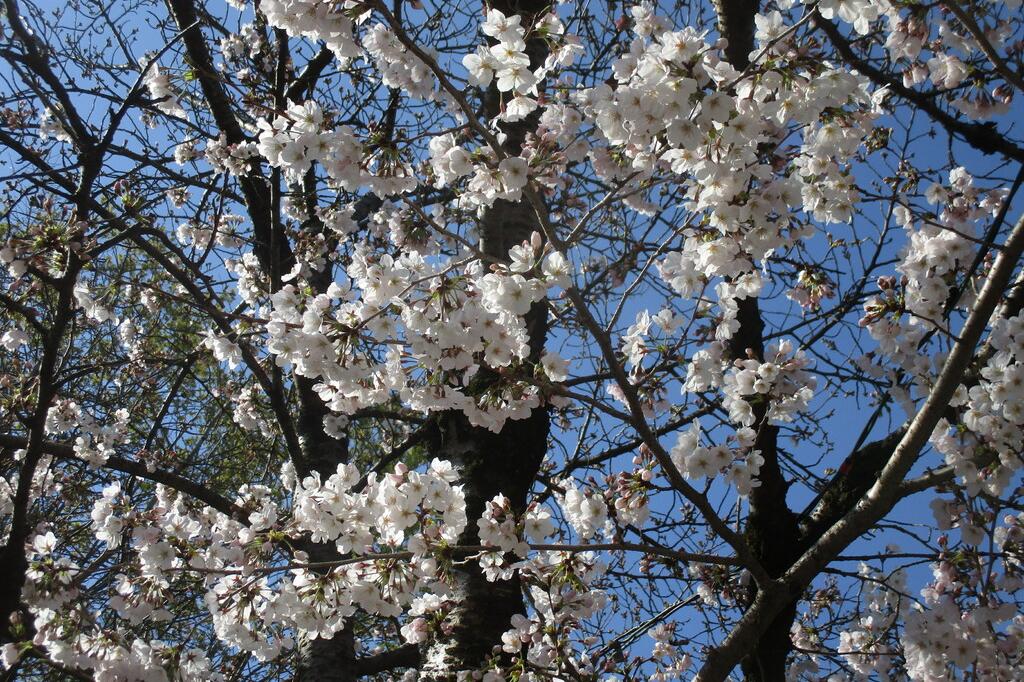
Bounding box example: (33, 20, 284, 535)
(490, 552, 606, 680)
(902, 559, 1022, 679)
(258, 0, 360, 64)
(721, 339, 817, 428)
(45, 400, 131, 466)
(257, 234, 568, 433)
(257, 101, 369, 189)
(928, 311, 1024, 497)
(16, 450, 629, 682)
(27, 460, 470, 674)
(669, 421, 764, 496)
(142, 62, 185, 119)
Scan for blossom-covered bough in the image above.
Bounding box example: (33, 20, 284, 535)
(1, 0, 1023, 677)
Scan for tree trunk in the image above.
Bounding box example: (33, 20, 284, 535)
(730, 302, 800, 682)
(417, 402, 549, 679)
(296, 622, 356, 682)
(710, 1, 803, 679)
(294, 378, 358, 682)
(417, 0, 551, 677)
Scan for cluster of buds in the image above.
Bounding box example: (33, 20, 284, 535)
(787, 267, 835, 312)
(859, 275, 906, 327)
(606, 449, 655, 528)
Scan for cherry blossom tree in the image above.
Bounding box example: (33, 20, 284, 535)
(1, 0, 1023, 678)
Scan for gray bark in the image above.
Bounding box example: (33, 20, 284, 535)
(711, 0, 803, 678)
(294, 378, 357, 682)
(417, 0, 552, 677)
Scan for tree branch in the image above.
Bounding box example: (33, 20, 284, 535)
(0, 434, 245, 521)
(697, 211, 1024, 681)
(815, 13, 1024, 163)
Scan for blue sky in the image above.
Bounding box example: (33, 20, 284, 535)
(6, 0, 1024, 674)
